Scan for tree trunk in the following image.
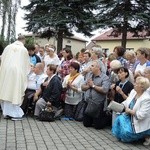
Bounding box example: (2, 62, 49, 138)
(121, 0, 130, 49)
(121, 25, 127, 49)
(12, 3, 17, 41)
(121, 16, 128, 49)
(57, 29, 63, 54)
(1, 5, 7, 37)
(7, 0, 12, 43)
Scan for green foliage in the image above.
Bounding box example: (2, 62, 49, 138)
(24, 37, 35, 49)
(95, 0, 150, 48)
(23, 0, 97, 36)
(23, 0, 150, 49)
(23, 0, 98, 52)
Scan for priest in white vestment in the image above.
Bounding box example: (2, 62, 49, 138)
(0, 35, 30, 120)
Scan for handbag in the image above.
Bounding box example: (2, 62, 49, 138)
(74, 99, 87, 121)
(107, 100, 125, 113)
(39, 107, 55, 122)
(84, 99, 100, 118)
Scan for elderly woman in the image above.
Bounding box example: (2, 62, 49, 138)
(125, 50, 139, 73)
(134, 47, 150, 78)
(62, 61, 84, 120)
(112, 76, 150, 145)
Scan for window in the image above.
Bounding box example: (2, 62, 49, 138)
(102, 48, 109, 56)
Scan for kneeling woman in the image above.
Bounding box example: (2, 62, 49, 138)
(112, 76, 150, 145)
(62, 61, 84, 120)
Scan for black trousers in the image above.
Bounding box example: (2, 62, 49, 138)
(21, 89, 36, 114)
(64, 103, 77, 118)
(83, 102, 111, 129)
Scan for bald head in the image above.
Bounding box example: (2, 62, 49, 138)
(17, 35, 25, 44)
(93, 60, 101, 69)
(34, 63, 44, 74)
(18, 35, 25, 41)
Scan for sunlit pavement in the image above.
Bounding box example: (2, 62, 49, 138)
(0, 113, 149, 150)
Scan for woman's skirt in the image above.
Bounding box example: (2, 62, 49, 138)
(112, 114, 150, 142)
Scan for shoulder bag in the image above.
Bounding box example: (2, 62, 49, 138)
(84, 87, 101, 118)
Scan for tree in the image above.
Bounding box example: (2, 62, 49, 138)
(24, 36, 35, 49)
(11, 0, 21, 41)
(7, 0, 21, 42)
(95, 0, 150, 48)
(23, 0, 98, 53)
(0, 0, 9, 38)
(0, 0, 21, 43)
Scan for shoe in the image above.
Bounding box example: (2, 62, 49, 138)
(61, 117, 70, 121)
(69, 117, 74, 121)
(34, 115, 39, 120)
(11, 117, 24, 121)
(61, 117, 74, 121)
(3, 115, 12, 119)
(143, 137, 150, 146)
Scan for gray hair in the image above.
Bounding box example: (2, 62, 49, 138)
(110, 60, 122, 70)
(125, 50, 136, 57)
(136, 47, 149, 58)
(136, 76, 150, 91)
(92, 45, 103, 58)
(35, 63, 44, 72)
(17, 35, 25, 41)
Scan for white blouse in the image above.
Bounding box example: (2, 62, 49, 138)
(43, 54, 60, 73)
(62, 74, 84, 105)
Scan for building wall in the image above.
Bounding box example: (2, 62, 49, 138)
(63, 38, 86, 55)
(94, 39, 150, 54)
(34, 37, 57, 47)
(34, 37, 86, 55)
(143, 39, 150, 49)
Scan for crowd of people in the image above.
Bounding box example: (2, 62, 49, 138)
(0, 35, 150, 146)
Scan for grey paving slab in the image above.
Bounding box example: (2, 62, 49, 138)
(0, 114, 150, 150)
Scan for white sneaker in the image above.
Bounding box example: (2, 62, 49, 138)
(143, 137, 150, 146)
(11, 117, 24, 121)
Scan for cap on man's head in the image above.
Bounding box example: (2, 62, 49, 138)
(110, 60, 122, 70)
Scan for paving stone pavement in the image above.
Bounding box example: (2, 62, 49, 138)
(0, 114, 150, 150)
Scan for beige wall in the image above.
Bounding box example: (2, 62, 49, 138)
(34, 37, 57, 47)
(94, 39, 150, 53)
(33, 36, 86, 55)
(63, 38, 86, 55)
